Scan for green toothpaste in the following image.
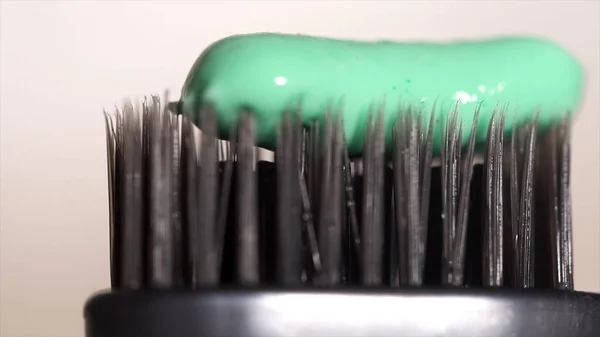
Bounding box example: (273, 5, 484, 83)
(174, 33, 584, 154)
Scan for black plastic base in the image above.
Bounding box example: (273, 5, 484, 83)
(84, 288, 600, 337)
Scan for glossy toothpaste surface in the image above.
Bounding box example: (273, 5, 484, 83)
(175, 33, 584, 154)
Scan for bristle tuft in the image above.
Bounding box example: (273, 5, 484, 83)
(105, 98, 575, 290)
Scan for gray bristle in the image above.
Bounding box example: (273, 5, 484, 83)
(194, 104, 219, 286)
(119, 102, 144, 289)
(317, 110, 344, 286)
(145, 96, 175, 288)
(237, 111, 259, 285)
(180, 113, 197, 287)
(275, 112, 303, 284)
(303, 122, 322, 276)
(104, 95, 574, 290)
(482, 107, 505, 287)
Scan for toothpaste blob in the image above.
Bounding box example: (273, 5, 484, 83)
(175, 33, 584, 154)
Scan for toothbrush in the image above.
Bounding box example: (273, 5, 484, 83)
(86, 33, 599, 337)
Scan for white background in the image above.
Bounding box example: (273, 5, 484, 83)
(1, 1, 599, 336)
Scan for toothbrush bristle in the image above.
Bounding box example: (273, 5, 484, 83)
(119, 102, 144, 289)
(360, 110, 384, 286)
(482, 107, 505, 287)
(180, 114, 197, 286)
(236, 111, 260, 285)
(169, 110, 184, 288)
(275, 111, 303, 284)
(304, 122, 323, 278)
(144, 96, 176, 288)
(314, 111, 343, 286)
(194, 104, 219, 286)
(103, 111, 117, 287)
(534, 115, 574, 290)
(104, 96, 574, 291)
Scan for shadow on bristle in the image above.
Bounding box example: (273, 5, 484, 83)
(104, 95, 574, 290)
